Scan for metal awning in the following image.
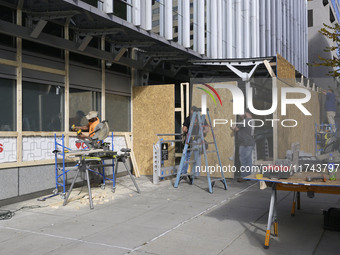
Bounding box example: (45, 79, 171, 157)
(0, 0, 202, 70)
(188, 57, 277, 79)
(0, 0, 280, 80)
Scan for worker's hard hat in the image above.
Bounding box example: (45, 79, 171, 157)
(85, 111, 98, 120)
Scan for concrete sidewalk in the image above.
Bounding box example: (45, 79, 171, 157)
(0, 176, 339, 255)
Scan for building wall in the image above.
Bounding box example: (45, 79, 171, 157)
(132, 84, 175, 176)
(0, 0, 312, 202)
(308, 0, 340, 133)
(119, 0, 308, 76)
(0, 33, 133, 203)
(0, 162, 131, 202)
(308, 0, 338, 79)
(331, 0, 340, 21)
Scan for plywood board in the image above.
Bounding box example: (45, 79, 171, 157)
(277, 54, 295, 82)
(247, 172, 340, 186)
(277, 81, 320, 158)
(276, 55, 320, 158)
(192, 82, 236, 178)
(133, 85, 175, 175)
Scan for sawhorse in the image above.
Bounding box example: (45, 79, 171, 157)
(263, 181, 340, 248)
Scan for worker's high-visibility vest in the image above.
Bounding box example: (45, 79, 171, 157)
(89, 118, 100, 137)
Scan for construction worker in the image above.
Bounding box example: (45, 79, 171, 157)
(231, 109, 255, 182)
(71, 111, 100, 139)
(322, 89, 337, 132)
(181, 106, 209, 178)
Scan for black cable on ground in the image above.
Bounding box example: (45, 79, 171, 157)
(0, 210, 14, 220)
(0, 205, 47, 220)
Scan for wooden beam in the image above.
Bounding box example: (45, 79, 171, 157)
(78, 35, 93, 51)
(113, 131, 132, 136)
(0, 58, 65, 76)
(64, 23, 70, 147)
(0, 132, 18, 137)
(16, 7, 22, 164)
(180, 83, 184, 126)
(22, 63, 65, 76)
(101, 36, 106, 121)
(0, 58, 17, 67)
(2, 131, 132, 138)
(21, 131, 65, 136)
(263, 60, 276, 78)
(0, 159, 55, 170)
(186, 82, 190, 117)
(30, 20, 48, 38)
(114, 47, 128, 62)
(273, 78, 278, 161)
(124, 133, 140, 177)
(17, 0, 24, 9)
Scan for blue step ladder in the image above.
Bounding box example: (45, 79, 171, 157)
(174, 108, 227, 193)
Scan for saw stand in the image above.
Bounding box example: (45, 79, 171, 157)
(114, 148, 141, 194)
(63, 153, 115, 209)
(63, 149, 140, 209)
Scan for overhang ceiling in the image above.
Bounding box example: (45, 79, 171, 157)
(0, 0, 276, 79)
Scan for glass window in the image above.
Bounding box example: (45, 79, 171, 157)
(98, 0, 127, 19)
(114, 0, 127, 20)
(83, 0, 98, 7)
(69, 88, 101, 129)
(69, 52, 100, 67)
(105, 93, 131, 132)
(22, 82, 64, 131)
(330, 7, 335, 23)
(308, 10, 313, 27)
(0, 78, 16, 131)
(22, 40, 63, 60)
(152, 1, 161, 35)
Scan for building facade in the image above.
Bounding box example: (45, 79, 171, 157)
(308, 0, 340, 131)
(133, 0, 308, 76)
(0, 0, 309, 203)
(308, 0, 339, 79)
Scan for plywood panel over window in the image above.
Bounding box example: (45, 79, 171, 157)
(276, 54, 320, 158)
(133, 85, 175, 175)
(192, 82, 236, 178)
